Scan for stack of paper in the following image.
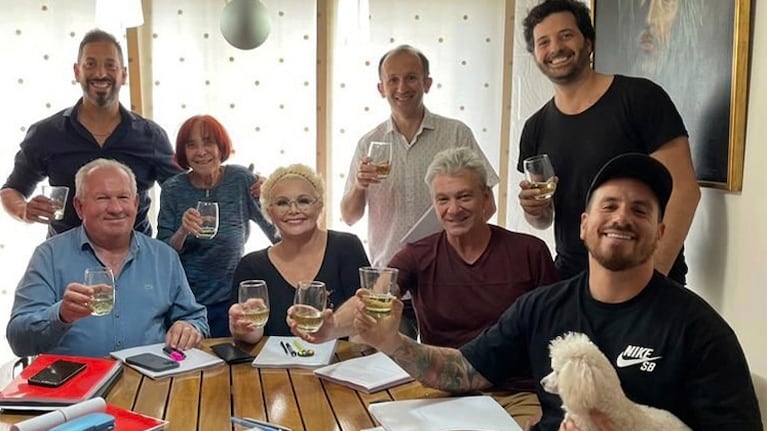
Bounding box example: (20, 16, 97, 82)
(313, 352, 413, 393)
(368, 396, 522, 431)
(252, 337, 337, 369)
(10, 397, 166, 431)
(0, 355, 122, 411)
(110, 343, 224, 379)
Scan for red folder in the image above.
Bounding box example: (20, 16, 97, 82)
(0, 354, 122, 408)
(105, 404, 166, 431)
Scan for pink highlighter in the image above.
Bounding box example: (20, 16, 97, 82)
(162, 346, 186, 362)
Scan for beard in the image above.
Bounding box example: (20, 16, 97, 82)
(536, 44, 592, 85)
(585, 229, 658, 272)
(80, 79, 119, 107)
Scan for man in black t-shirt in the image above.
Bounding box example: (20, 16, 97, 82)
(515, 0, 700, 285)
(352, 153, 762, 431)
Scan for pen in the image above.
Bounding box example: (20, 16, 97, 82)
(279, 341, 290, 356)
(244, 417, 293, 431)
(230, 416, 280, 431)
(284, 342, 297, 357)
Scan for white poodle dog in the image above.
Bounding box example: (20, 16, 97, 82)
(540, 332, 691, 431)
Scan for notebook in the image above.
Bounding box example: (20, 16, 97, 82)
(368, 396, 522, 431)
(0, 355, 122, 410)
(10, 397, 166, 431)
(313, 352, 413, 393)
(110, 343, 224, 379)
(251, 337, 337, 369)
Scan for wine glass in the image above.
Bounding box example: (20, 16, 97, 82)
(358, 267, 398, 319)
(523, 154, 556, 200)
(84, 267, 115, 316)
(195, 201, 219, 239)
(293, 281, 328, 333)
(238, 280, 270, 328)
(367, 141, 392, 180)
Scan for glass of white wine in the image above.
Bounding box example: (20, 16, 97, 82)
(523, 154, 556, 200)
(359, 267, 398, 319)
(84, 267, 115, 316)
(293, 281, 328, 333)
(195, 201, 219, 239)
(367, 141, 392, 180)
(239, 280, 270, 328)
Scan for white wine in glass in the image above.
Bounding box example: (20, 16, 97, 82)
(239, 280, 270, 328)
(367, 141, 393, 180)
(84, 267, 115, 316)
(293, 281, 328, 333)
(523, 154, 556, 200)
(359, 267, 398, 319)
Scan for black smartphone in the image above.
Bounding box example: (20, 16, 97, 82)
(28, 359, 87, 387)
(125, 353, 180, 372)
(211, 342, 255, 364)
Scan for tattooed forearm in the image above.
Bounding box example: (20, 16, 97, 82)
(389, 335, 491, 392)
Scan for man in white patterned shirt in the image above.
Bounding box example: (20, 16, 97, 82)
(341, 45, 499, 338)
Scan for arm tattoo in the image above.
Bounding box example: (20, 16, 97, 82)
(389, 336, 491, 393)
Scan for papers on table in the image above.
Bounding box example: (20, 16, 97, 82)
(313, 352, 413, 393)
(10, 397, 167, 431)
(252, 337, 337, 369)
(399, 206, 442, 245)
(368, 395, 522, 431)
(110, 343, 224, 379)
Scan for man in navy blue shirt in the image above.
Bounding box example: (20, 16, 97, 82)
(1, 29, 180, 237)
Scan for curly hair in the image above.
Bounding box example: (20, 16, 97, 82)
(522, 0, 594, 54)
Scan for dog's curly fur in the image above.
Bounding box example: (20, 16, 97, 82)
(540, 332, 691, 431)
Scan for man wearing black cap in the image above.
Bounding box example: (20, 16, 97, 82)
(352, 154, 762, 431)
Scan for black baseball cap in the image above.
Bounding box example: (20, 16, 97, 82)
(585, 153, 673, 217)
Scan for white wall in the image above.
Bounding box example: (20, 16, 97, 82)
(509, 0, 767, 422)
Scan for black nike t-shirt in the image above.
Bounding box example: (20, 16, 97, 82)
(460, 272, 763, 431)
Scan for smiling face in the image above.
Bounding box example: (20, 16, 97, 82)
(266, 177, 322, 238)
(377, 51, 433, 119)
(532, 11, 592, 85)
(580, 178, 664, 272)
(74, 165, 138, 244)
(184, 120, 223, 176)
(74, 41, 126, 108)
(430, 169, 490, 238)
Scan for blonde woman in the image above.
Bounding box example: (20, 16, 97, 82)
(229, 164, 370, 343)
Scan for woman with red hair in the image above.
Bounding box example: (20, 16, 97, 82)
(158, 115, 277, 337)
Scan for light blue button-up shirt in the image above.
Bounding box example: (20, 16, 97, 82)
(7, 226, 209, 357)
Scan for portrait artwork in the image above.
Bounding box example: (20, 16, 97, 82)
(593, 0, 751, 190)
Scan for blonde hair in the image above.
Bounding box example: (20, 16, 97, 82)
(260, 163, 325, 223)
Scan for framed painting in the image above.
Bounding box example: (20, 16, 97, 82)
(592, 0, 752, 191)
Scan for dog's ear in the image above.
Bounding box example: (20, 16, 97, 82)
(558, 357, 599, 414)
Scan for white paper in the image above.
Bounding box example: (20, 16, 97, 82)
(399, 206, 443, 245)
(368, 396, 521, 431)
(110, 343, 224, 379)
(313, 352, 413, 393)
(252, 337, 337, 369)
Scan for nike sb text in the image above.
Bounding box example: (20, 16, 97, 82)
(616, 345, 662, 371)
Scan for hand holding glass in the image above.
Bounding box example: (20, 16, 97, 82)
(195, 201, 219, 239)
(239, 280, 270, 328)
(523, 154, 556, 200)
(84, 267, 115, 316)
(359, 267, 398, 319)
(367, 141, 392, 180)
(42, 185, 70, 220)
(293, 281, 328, 333)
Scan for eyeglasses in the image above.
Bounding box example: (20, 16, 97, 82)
(272, 196, 318, 213)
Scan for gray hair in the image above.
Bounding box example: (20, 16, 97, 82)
(75, 158, 137, 198)
(424, 147, 489, 188)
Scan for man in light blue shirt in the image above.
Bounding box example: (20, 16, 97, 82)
(7, 158, 208, 357)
